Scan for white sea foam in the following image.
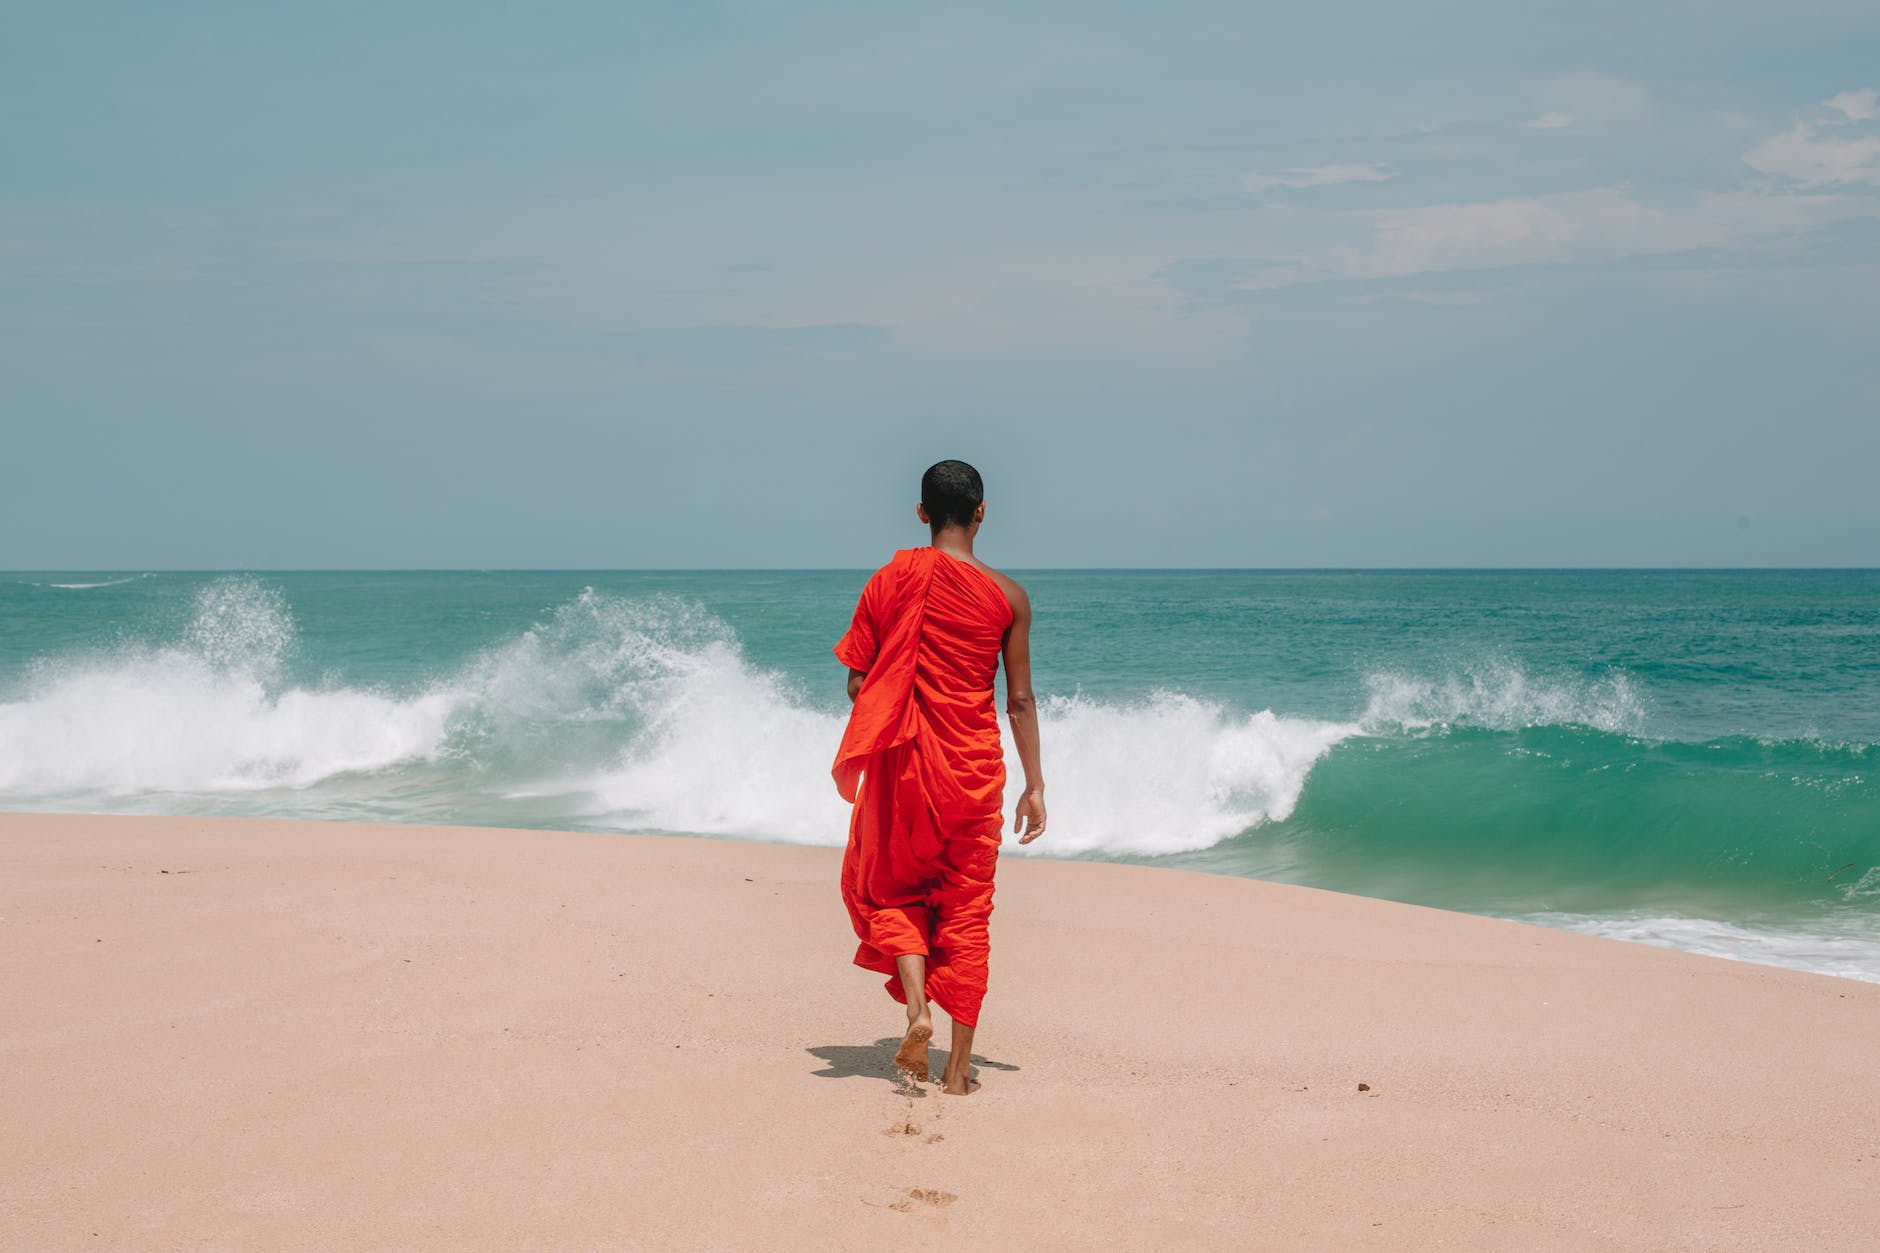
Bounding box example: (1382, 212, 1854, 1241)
(574, 688, 1357, 854)
(1011, 694, 1355, 856)
(496, 590, 856, 841)
(568, 689, 850, 842)
(1359, 659, 1644, 734)
(43, 573, 157, 590)
(1837, 866, 1880, 902)
(0, 578, 452, 795)
(1518, 910, 1880, 985)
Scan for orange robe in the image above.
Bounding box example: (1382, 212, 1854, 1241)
(833, 547, 1014, 1028)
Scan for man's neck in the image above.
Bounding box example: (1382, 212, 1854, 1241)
(928, 527, 977, 561)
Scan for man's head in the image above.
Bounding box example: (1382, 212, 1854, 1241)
(919, 460, 985, 533)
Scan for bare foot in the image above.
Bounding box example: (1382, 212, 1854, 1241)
(940, 1076, 980, 1096)
(894, 1011, 932, 1081)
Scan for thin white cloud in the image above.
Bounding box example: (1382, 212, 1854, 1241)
(1534, 72, 1650, 124)
(1243, 164, 1391, 193)
(1824, 88, 1877, 124)
(1525, 112, 1575, 130)
(1210, 188, 1874, 291)
(1739, 90, 1880, 186)
(1326, 190, 1693, 280)
(1744, 124, 1880, 187)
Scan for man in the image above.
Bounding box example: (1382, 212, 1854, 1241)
(832, 460, 1046, 1096)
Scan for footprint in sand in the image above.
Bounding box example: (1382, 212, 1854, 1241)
(885, 1083, 946, 1138)
(882, 1120, 946, 1143)
(888, 1188, 958, 1213)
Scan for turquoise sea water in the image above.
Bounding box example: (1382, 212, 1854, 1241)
(3, 569, 1877, 981)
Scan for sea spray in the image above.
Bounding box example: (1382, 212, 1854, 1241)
(0, 577, 453, 795)
(1358, 658, 1645, 734)
(1012, 693, 1353, 856)
(540, 593, 854, 840)
(557, 607, 1355, 850)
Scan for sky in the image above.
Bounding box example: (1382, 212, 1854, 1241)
(4, 1, 1878, 568)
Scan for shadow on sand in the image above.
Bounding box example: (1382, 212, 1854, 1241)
(806, 1038, 1021, 1094)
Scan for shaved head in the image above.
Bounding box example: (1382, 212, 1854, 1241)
(921, 460, 984, 531)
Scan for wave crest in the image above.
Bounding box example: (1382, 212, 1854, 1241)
(1020, 693, 1354, 856)
(0, 577, 448, 795)
(1359, 659, 1644, 734)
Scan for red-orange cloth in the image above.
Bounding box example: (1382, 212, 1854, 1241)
(833, 548, 1014, 1028)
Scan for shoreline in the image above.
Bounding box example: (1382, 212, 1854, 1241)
(5, 811, 1877, 1248)
(8, 804, 1872, 988)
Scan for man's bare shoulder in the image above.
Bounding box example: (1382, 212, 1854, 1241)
(970, 559, 1030, 619)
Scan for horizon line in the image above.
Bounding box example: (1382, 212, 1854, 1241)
(7, 565, 1880, 575)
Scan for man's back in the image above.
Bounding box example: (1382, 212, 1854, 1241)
(832, 547, 1013, 804)
(912, 549, 1009, 697)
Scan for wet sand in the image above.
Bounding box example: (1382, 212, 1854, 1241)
(3, 811, 1876, 1250)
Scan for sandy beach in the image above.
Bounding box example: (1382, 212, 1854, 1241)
(3, 811, 1876, 1250)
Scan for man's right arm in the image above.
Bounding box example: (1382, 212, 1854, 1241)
(847, 668, 866, 703)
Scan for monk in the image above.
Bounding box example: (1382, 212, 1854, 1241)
(833, 459, 1046, 1096)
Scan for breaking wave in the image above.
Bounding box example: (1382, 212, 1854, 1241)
(1357, 659, 1646, 734)
(0, 578, 451, 795)
(0, 581, 1349, 852)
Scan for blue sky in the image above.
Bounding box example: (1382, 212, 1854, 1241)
(4, 1, 1878, 567)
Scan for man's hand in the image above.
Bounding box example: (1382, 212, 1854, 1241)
(1013, 788, 1046, 844)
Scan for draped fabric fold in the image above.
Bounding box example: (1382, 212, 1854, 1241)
(833, 548, 1014, 1028)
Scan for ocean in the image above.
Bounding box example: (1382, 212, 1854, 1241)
(3, 568, 1876, 982)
